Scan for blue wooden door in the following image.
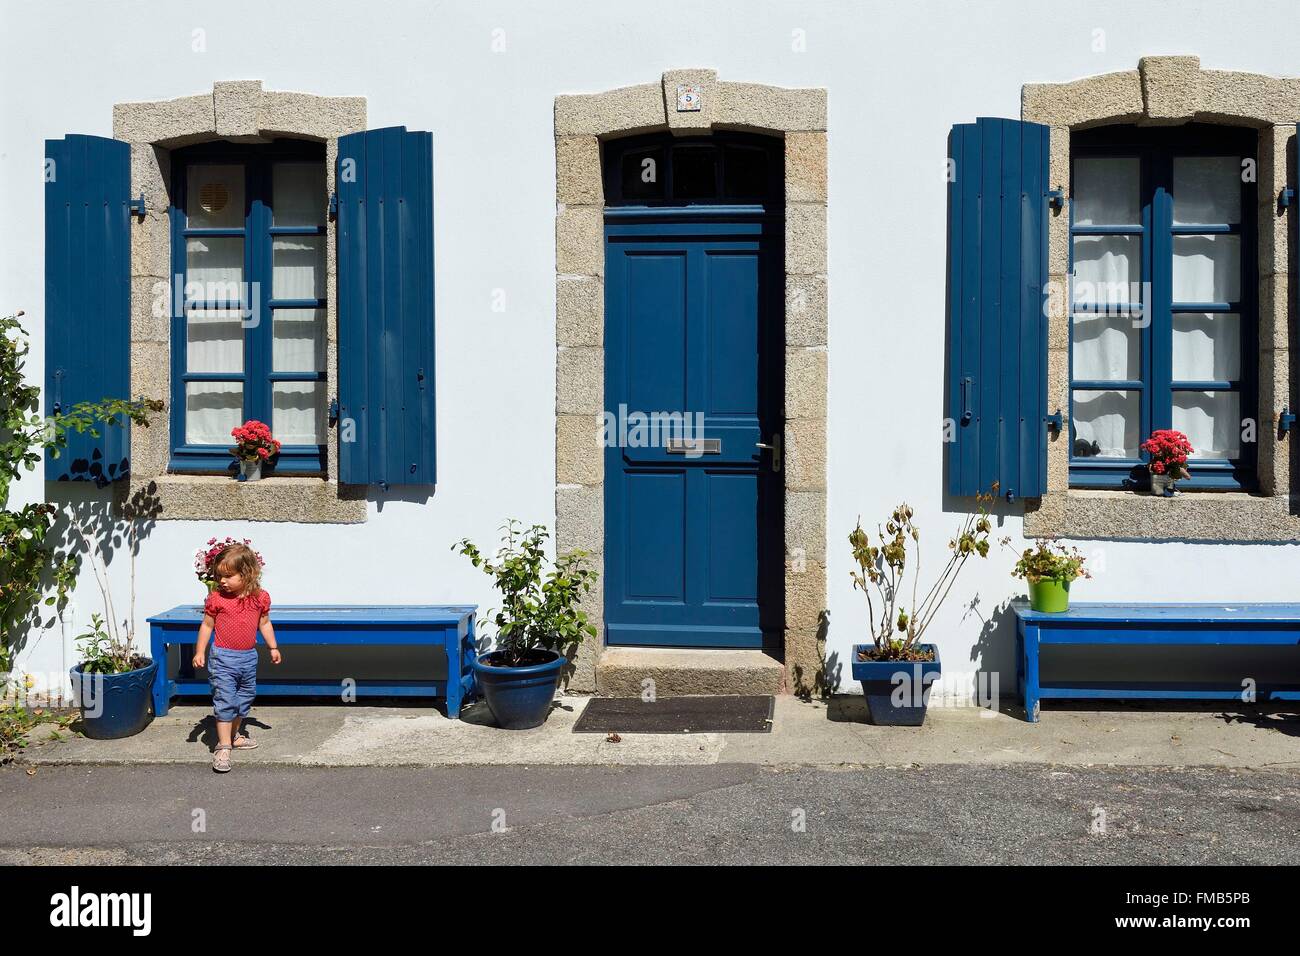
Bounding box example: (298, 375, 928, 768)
(604, 216, 782, 649)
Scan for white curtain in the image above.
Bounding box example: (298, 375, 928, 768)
(1072, 313, 1139, 381)
(1073, 158, 1140, 226)
(186, 382, 243, 445)
(1173, 156, 1241, 225)
(1173, 391, 1240, 458)
(1172, 234, 1240, 303)
(1072, 235, 1139, 309)
(1172, 313, 1240, 381)
(1072, 390, 1139, 458)
(272, 162, 326, 227)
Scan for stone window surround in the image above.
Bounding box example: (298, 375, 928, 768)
(1021, 56, 1300, 542)
(553, 70, 829, 694)
(115, 80, 368, 523)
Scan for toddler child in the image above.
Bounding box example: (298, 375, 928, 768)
(192, 543, 281, 773)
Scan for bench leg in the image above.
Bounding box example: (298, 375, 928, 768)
(445, 625, 463, 720)
(1024, 623, 1041, 723)
(150, 630, 170, 718)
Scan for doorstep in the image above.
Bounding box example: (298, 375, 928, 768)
(594, 647, 784, 697)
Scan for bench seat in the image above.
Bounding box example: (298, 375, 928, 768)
(147, 604, 478, 719)
(1011, 600, 1300, 722)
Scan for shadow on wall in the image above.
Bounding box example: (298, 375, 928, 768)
(967, 595, 1017, 703)
(8, 479, 162, 662)
(791, 611, 839, 701)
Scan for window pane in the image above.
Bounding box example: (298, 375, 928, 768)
(724, 145, 769, 199)
(1173, 390, 1241, 459)
(186, 237, 244, 306)
(1072, 235, 1140, 308)
(273, 381, 326, 445)
(186, 308, 244, 373)
(1072, 157, 1140, 226)
(1172, 234, 1240, 303)
(1172, 312, 1241, 382)
(272, 162, 326, 226)
(672, 146, 717, 199)
(272, 236, 325, 299)
(185, 382, 243, 445)
(620, 147, 665, 201)
(1072, 389, 1139, 458)
(1072, 313, 1140, 381)
(1173, 156, 1242, 225)
(186, 164, 244, 228)
(272, 308, 326, 373)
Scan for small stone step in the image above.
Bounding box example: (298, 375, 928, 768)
(595, 648, 783, 697)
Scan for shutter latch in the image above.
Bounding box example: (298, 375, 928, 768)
(128, 195, 146, 220)
(1280, 408, 1296, 435)
(1046, 189, 1065, 211)
(1045, 410, 1063, 433)
(1280, 187, 1295, 211)
(328, 398, 339, 427)
(328, 192, 338, 220)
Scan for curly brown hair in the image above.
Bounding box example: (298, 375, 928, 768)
(213, 543, 262, 598)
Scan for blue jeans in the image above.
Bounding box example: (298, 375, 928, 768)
(209, 646, 258, 721)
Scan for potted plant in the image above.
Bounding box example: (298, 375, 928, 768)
(1141, 428, 1193, 496)
(194, 536, 264, 593)
(453, 520, 597, 729)
(70, 612, 157, 739)
(1012, 540, 1091, 613)
(848, 486, 998, 726)
(67, 518, 156, 740)
(230, 419, 280, 481)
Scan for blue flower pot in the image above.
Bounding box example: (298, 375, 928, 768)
(851, 643, 941, 727)
(472, 650, 566, 729)
(69, 659, 158, 739)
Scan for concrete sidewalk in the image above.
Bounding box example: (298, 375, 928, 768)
(19, 695, 1300, 769)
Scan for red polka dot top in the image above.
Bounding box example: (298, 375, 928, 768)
(204, 589, 272, 650)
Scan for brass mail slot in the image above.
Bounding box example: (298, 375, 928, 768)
(665, 438, 721, 454)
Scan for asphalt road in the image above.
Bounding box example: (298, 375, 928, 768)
(2, 762, 1298, 865)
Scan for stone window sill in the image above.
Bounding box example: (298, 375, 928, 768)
(1024, 489, 1299, 542)
(127, 474, 366, 524)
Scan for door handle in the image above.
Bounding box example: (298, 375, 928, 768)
(756, 433, 782, 472)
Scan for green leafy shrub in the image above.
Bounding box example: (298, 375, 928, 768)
(453, 520, 598, 667)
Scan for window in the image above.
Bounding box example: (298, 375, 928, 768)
(603, 132, 781, 206)
(1069, 125, 1257, 489)
(169, 140, 328, 473)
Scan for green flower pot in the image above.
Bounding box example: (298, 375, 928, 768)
(1028, 578, 1071, 613)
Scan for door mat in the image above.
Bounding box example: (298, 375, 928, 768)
(573, 695, 775, 734)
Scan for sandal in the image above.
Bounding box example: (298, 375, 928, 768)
(232, 735, 258, 750)
(212, 746, 232, 773)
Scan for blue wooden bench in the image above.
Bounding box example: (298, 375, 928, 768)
(1012, 600, 1300, 721)
(147, 605, 478, 719)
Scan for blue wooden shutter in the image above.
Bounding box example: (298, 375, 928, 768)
(44, 134, 132, 483)
(336, 126, 436, 487)
(946, 117, 1050, 500)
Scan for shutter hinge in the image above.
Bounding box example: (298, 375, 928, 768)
(128, 195, 146, 220)
(1280, 408, 1296, 435)
(1046, 189, 1065, 211)
(328, 398, 339, 426)
(1279, 187, 1295, 211)
(1045, 410, 1063, 432)
(328, 192, 338, 220)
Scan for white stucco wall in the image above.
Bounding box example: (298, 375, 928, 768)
(4, 0, 1300, 698)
